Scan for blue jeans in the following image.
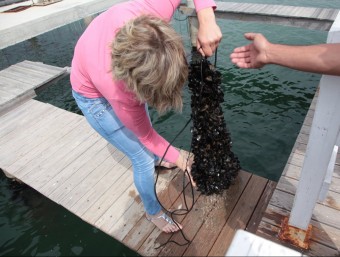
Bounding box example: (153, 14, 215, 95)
(72, 90, 161, 215)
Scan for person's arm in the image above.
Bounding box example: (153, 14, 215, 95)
(230, 32, 340, 76)
(193, 0, 222, 57)
(110, 100, 191, 172)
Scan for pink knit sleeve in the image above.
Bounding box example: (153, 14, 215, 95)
(110, 99, 180, 164)
(193, 0, 216, 12)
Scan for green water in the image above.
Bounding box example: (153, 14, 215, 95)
(1, 0, 339, 255)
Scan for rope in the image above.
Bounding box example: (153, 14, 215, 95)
(152, 48, 219, 249)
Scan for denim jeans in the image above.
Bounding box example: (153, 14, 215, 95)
(72, 90, 161, 215)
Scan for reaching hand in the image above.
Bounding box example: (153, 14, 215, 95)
(196, 7, 222, 57)
(175, 149, 196, 187)
(230, 33, 269, 69)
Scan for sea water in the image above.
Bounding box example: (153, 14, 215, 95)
(0, 0, 339, 255)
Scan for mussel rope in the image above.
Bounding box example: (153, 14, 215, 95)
(153, 47, 218, 249)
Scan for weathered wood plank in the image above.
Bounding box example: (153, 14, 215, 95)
(41, 139, 110, 196)
(0, 105, 69, 167)
(208, 174, 268, 256)
(257, 221, 340, 256)
(123, 169, 186, 252)
(79, 156, 133, 223)
(246, 180, 278, 233)
(269, 189, 340, 229)
(138, 173, 200, 256)
(277, 176, 340, 206)
(0, 61, 67, 115)
(64, 149, 127, 212)
(181, 171, 252, 257)
(20, 127, 99, 190)
(262, 204, 340, 252)
(6, 116, 83, 175)
(0, 0, 128, 49)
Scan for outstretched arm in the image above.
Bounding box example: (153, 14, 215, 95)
(230, 32, 340, 76)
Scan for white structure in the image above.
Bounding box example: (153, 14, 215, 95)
(226, 230, 304, 256)
(288, 12, 340, 230)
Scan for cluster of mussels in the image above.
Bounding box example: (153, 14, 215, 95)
(187, 51, 241, 195)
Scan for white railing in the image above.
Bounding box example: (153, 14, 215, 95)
(289, 12, 340, 230)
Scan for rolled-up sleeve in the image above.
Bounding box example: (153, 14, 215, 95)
(193, 0, 216, 12)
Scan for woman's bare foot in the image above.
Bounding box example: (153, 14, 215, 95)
(146, 211, 182, 233)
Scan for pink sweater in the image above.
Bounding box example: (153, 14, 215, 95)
(70, 0, 216, 163)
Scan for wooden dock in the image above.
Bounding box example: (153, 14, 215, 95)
(0, 61, 273, 256)
(256, 88, 340, 256)
(180, 1, 339, 31)
(0, 0, 126, 49)
(0, 60, 68, 115)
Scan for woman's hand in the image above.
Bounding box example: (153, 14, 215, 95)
(196, 7, 222, 57)
(175, 149, 196, 187)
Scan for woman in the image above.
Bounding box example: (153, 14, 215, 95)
(70, 0, 222, 233)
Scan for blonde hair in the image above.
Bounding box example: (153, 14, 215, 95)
(111, 15, 188, 114)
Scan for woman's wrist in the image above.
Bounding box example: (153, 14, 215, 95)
(197, 7, 215, 26)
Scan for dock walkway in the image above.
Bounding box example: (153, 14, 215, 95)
(0, 61, 272, 256)
(0, 60, 68, 115)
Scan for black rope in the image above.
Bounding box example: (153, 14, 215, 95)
(152, 48, 219, 249)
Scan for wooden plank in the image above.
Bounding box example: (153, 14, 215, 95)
(40, 139, 110, 196)
(113, 168, 184, 244)
(19, 125, 99, 189)
(0, 89, 36, 116)
(1, 66, 54, 85)
(79, 156, 133, 223)
(0, 105, 69, 167)
(259, 203, 340, 255)
(0, 80, 32, 95)
(283, 164, 340, 192)
(257, 221, 340, 256)
(122, 169, 186, 252)
(208, 174, 268, 256)
(0, 61, 67, 115)
(113, 169, 184, 247)
(17, 60, 66, 75)
(6, 116, 83, 175)
(0, 75, 33, 91)
(180, 171, 253, 257)
(0, 0, 128, 49)
(246, 180, 277, 233)
(137, 172, 200, 256)
(61, 148, 127, 210)
(0, 100, 56, 140)
(270, 189, 340, 229)
(277, 176, 340, 206)
(180, 2, 339, 31)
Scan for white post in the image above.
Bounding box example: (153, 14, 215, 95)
(318, 144, 338, 201)
(186, 0, 198, 48)
(288, 12, 340, 230)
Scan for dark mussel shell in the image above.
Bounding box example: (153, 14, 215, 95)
(188, 50, 241, 195)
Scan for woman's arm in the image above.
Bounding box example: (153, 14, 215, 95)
(192, 0, 222, 57)
(110, 100, 191, 172)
